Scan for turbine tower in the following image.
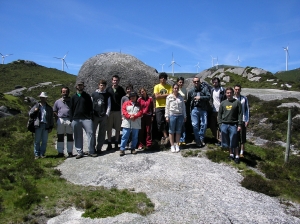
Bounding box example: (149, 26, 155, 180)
(283, 46, 289, 71)
(236, 56, 241, 66)
(169, 53, 180, 76)
(215, 57, 219, 69)
(159, 63, 165, 72)
(0, 53, 13, 64)
(210, 55, 216, 67)
(195, 62, 200, 73)
(54, 51, 69, 71)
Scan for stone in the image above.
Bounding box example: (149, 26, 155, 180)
(77, 52, 165, 95)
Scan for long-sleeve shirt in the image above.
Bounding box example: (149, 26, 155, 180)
(218, 98, 243, 126)
(69, 91, 93, 121)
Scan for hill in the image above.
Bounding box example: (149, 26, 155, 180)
(275, 68, 300, 83)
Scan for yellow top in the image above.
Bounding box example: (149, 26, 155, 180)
(153, 83, 172, 108)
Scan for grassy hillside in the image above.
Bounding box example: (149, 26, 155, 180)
(275, 68, 300, 83)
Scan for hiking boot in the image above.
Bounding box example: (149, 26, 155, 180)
(170, 145, 176, 153)
(175, 144, 180, 153)
(201, 140, 206, 146)
(57, 153, 64, 157)
(234, 158, 240, 164)
(35, 156, 40, 160)
(115, 142, 119, 150)
(196, 142, 204, 148)
(67, 153, 73, 158)
(40, 155, 46, 158)
(88, 153, 97, 157)
(83, 151, 88, 155)
(120, 150, 125, 156)
(76, 154, 83, 159)
(107, 142, 112, 151)
(239, 154, 244, 158)
(131, 149, 137, 154)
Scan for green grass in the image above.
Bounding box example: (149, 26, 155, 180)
(0, 114, 154, 223)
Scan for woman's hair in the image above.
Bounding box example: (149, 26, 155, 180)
(177, 77, 184, 83)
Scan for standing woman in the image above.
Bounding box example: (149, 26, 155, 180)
(177, 77, 187, 146)
(137, 87, 154, 150)
(120, 92, 143, 156)
(165, 84, 187, 153)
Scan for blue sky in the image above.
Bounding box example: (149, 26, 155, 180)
(1, 0, 300, 75)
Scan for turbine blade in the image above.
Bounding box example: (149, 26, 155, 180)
(63, 59, 68, 69)
(175, 62, 181, 67)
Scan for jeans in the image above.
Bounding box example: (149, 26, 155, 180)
(93, 115, 108, 151)
(220, 123, 238, 148)
(169, 115, 184, 134)
(191, 107, 207, 145)
(72, 119, 94, 155)
(34, 123, 49, 156)
(120, 128, 139, 150)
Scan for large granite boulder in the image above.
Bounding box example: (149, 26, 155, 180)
(77, 52, 162, 95)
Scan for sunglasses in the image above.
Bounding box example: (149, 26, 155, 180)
(193, 81, 200, 83)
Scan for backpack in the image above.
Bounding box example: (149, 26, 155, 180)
(27, 118, 36, 133)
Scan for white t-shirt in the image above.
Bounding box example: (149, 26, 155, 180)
(212, 88, 221, 112)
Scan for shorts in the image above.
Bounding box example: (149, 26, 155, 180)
(168, 115, 184, 134)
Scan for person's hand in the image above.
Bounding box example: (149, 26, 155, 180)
(245, 122, 249, 127)
(194, 96, 200, 100)
(237, 126, 241, 132)
(166, 117, 169, 123)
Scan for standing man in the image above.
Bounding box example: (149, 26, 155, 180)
(53, 87, 74, 158)
(29, 92, 54, 159)
(91, 79, 111, 154)
(70, 81, 97, 159)
(209, 77, 226, 146)
(234, 84, 250, 158)
(187, 77, 211, 147)
(218, 87, 243, 164)
(106, 75, 126, 150)
(153, 72, 172, 145)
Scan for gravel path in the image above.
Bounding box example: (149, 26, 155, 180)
(48, 147, 300, 224)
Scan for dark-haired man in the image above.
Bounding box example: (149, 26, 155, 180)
(218, 87, 243, 164)
(106, 75, 126, 150)
(153, 72, 172, 145)
(209, 77, 226, 146)
(187, 77, 211, 147)
(234, 84, 250, 158)
(53, 87, 74, 158)
(91, 80, 111, 154)
(70, 81, 96, 159)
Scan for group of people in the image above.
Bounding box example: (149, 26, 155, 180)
(29, 72, 249, 163)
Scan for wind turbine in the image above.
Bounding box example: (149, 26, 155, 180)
(283, 46, 289, 71)
(210, 55, 216, 67)
(195, 62, 200, 73)
(159, 63, 165, 72)
(169, 53, 180, 76)
(54, 51, 69, 71)
(0, 53, 13, 64)
(215, 57, 219, 69)
(236, 56, 241, 66)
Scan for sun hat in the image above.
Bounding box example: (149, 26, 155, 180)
(76, 80, 85, 86)
(38, 92, 48, 98)
(129, 91, 138, 98)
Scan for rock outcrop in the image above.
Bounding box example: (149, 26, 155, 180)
(77, 52, 162, 95)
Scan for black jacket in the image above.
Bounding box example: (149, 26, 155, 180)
(69, 91, 93, 121)
(106, 85, 126, 111)
(187, 83, 211, 111)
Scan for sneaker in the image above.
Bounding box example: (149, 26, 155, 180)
(170, 145, 176, 153)
(180, 142, 186, 146)
(234, 158, 240, 164)
(83, 151, 88, 155)
(40, 155, 46, 158)
(164, 137, 170, 145)
(240, 154, 244, 158)
(228, 155, 234, 161)
(175, 144, 180, 152)
(88, 153, 97, 157)
(115, 142, 119, 150)
(35, 156, 40, 160)
(57, 153, 64, 157)
(201, 140, 206, 146)
(131, 149, 137, 154)
(107, 142, 112, 151)
(196, 142, 204, 148)
(67, 153, 73, 158)
(76, 154, 83, 159)
(120, 150, 125, 156)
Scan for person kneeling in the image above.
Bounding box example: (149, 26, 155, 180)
(120, 92, 143, 156)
